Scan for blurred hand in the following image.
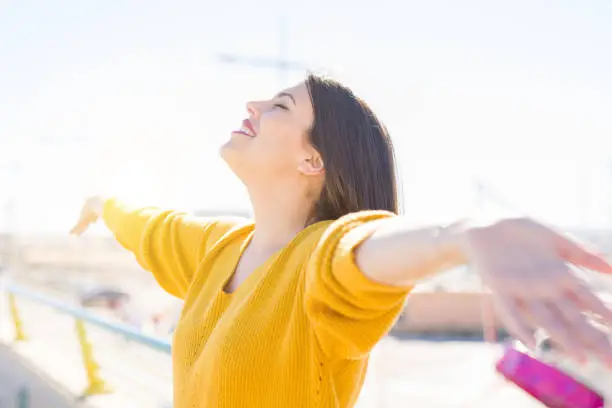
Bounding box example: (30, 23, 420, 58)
(70, 196, 106, 236)
(463, 218, 612, 365)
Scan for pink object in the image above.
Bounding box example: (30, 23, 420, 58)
(496, 346, 604, 408)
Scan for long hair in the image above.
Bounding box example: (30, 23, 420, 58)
(305, 74, 399, 223)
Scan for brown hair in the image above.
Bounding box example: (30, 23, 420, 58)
(305, 74, 399, 223)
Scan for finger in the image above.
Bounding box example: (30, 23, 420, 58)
(480, 293, 497, 343)
(565, 278, 612, 323)
(494, 296, 537, 350)
(554, 300, 612, 366)
(558, 237, 612, 274)
(69, 223, 83, 235)
(527, 300, 586, 363)
(70, 220, 88, 235)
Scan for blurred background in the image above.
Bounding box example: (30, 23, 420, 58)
(1, 0, 612, 407)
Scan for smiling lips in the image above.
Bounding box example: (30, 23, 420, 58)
(233, 119, 257, 137)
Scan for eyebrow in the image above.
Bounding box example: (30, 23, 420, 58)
(274, 92, 296, 105)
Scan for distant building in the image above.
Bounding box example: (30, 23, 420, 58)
(2, 225, 612, 287)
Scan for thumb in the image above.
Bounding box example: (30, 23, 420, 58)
(559, 236, 612, 274)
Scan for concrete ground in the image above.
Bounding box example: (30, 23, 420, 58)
(0, 342, 89, 408)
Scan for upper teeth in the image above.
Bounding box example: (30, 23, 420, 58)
(242, 126, 253, 135)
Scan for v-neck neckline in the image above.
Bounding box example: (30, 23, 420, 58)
(220, 227, 257, 297)
(218, 221, 328, 297)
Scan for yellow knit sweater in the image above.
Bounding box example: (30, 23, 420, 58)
(103, 198, 413, 407)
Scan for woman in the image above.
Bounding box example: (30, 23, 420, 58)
(71, 74, 612, 407)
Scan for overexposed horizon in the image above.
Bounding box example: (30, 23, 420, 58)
(2, 0, 612, 234)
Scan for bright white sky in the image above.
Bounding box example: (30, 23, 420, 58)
(1, 0, 612, 234)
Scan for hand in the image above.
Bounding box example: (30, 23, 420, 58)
(463, 218, 612, 364)
(70, 196, 106, 236)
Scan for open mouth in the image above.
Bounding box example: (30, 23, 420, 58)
(232, 118, 257, 137)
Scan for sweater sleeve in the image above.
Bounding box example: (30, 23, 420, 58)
(304, 211, 414, 360)
(102, 198, 243, 299)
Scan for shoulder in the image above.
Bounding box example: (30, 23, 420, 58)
(197, 217, 253, 256)
(292, 210, 397, 256)
(203, 216, 251, 239)
(310, 210, 397, 246)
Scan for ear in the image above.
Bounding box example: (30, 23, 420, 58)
(298, 152, 325, 176)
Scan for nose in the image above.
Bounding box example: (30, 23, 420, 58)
(246, 101, 259, 118)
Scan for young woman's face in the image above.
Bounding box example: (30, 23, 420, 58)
(220, 82, 322, 186)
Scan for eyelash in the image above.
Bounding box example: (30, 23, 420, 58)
(274, 103, 288, 110)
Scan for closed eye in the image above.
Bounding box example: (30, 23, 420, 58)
(274, 103, 288, 110)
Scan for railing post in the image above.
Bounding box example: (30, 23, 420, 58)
(17, 386, 30, 408)
(75, 318, 112, 396)
(8, 293, 28, 341)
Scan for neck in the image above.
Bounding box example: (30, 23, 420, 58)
(247, 179, 315, 252)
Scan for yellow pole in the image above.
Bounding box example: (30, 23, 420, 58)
(8, 293, 27, 341)
(75, 319, 112, 396)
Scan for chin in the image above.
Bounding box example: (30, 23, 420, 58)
(219, 142, 235, 168)
(219, 139, 232, 157)
(219, 142, 248, 185)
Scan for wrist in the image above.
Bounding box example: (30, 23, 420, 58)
(450, 217, 514, 270)
(88, 196, 108, 218)
(438, 220, 471, 271)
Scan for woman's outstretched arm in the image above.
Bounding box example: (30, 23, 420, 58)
(307, 212, 612, 363)
(71, 196, 243, 299)
(353, 217, 466, 287)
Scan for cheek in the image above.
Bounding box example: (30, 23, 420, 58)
(258, 117, 306, 165)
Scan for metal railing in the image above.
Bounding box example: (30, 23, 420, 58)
(3, 283, 171, 396)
